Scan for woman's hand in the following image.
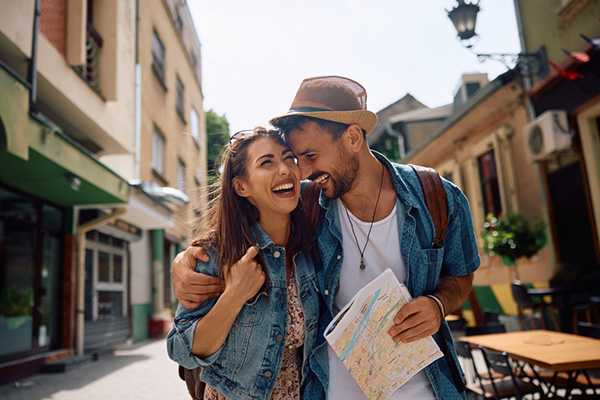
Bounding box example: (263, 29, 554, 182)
(223, 246, 265, 304)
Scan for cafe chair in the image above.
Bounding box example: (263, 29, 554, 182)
(479, 345, 545, 399)
(572, 296, 600, 335)
(577, 321, 600, 339)
(455, 340, 507, 398)
(511, 281, 560, 331)
(465, 323, 506, 336)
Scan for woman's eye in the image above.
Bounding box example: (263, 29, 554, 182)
(260, 160, 272, 166)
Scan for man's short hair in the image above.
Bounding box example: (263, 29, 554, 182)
(274, 116, 366, 141)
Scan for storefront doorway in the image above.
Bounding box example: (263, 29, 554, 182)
(0, 185, 63, 361)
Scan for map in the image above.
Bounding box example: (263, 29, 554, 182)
(324, 269, 443, 400)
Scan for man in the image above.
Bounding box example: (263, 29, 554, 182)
(172, 76, 480, 399)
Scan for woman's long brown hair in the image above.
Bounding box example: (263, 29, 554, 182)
(191, 127, 315, 277)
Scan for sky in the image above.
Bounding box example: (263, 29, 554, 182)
(187, 0, 522, 135)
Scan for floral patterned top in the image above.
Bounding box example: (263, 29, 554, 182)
(204, 270, 306, 400)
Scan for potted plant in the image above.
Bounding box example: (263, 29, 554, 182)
(481, 212, 547, 280)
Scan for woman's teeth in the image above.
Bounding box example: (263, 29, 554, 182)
(273, 183, 294, 192)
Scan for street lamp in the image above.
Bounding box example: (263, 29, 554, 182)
(446, 0, 549, 80)
(447, 0, 480, 42)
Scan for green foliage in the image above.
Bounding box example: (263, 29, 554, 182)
(481, 212, 547, 266)
(370, 132, 401, 161)
(0, 286, 33, 317)
(206, 109, 230, 176)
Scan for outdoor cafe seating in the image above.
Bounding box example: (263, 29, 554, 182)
(458, 328, 600, 399)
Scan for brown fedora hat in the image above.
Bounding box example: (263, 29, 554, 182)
(270, 76, 378, 134)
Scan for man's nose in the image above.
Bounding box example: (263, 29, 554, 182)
(297, 160, 312, 180)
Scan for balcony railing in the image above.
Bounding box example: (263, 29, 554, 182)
(74, 25, 103, 94)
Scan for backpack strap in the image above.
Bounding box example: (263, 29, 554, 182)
(410, 165, 448, 248)
(410, 164, 466, 394)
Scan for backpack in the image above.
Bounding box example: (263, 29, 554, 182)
(410, 164, 466, 394)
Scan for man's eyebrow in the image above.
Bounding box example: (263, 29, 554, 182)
(296, 148, 314, 156)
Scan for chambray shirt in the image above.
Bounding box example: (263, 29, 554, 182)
(314, 151, 480, 400)
(166, 224, 328, 400)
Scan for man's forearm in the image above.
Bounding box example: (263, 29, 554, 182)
(434, 273, 474, 316)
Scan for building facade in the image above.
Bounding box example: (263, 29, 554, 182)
(0, 0, 206, 385)
(515, 0, 600, 272)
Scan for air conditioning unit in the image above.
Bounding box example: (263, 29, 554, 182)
(523, 110, 571, 162)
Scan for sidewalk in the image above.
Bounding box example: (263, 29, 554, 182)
(0, 339, 190, 400)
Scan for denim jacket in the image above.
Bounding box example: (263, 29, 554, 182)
(166, 224, 328, 400)
(314, 151, 480, 400)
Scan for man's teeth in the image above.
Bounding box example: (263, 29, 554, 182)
(273, 183, 294, 192)
(315, 174, 329, 184)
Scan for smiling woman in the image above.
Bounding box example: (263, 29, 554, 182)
(166, 126, 328, 400)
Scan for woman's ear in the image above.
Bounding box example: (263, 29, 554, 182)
(233, 177, 249, 197)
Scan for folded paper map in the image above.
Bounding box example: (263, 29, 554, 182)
(324, 268, 443, 400)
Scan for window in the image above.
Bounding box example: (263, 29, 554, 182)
(177, 159, 186, 192)
(152, 127, 165, 174)
(152, 30, 165, 83)
(466, 82, 481, 99)
(478, 150, 502, 217)
(174, 7, 183, 30)
(176, 76, 185, 121)
(190, 107, 199, 145)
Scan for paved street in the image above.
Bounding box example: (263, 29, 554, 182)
(0, 339, 190, 400)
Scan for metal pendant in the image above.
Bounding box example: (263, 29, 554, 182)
(360, 258, 366, 270)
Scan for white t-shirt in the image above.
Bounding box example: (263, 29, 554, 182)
(326, 199, 436, 400)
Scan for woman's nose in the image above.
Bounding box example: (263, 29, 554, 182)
(279, 162, 291, 175)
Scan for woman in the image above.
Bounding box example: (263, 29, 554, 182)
(167, 127, 328, 400)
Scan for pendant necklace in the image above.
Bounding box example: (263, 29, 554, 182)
(343, 162, 385, 270)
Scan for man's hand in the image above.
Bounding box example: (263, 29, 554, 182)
(388, 296, 441, 343)
(388, 273, 474, 343)
(172, 247, 225, 309)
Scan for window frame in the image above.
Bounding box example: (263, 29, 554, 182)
(177, 158, 186, 193)
(176, 75, 185, 123)
(151, 29, 166, 88)
(152, 125, 166, 175)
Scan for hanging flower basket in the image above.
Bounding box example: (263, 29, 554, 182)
(481, 213, 547, 267)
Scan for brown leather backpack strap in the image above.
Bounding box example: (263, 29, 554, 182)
(179, 366, 205, 400)
(410, 165, 448, 248)
(303, 181, 322, 233)
(410, 165, 466, 394)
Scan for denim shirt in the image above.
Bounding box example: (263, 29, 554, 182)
(166, 224, 328, 400)
(314, 151, 480, 400)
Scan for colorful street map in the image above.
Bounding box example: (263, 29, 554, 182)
(324, 269, 443, 400)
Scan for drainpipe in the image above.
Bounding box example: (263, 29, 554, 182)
(75, 208, 126, 355)
(28, 0, 40, 106)
(134, 0, 141, 180)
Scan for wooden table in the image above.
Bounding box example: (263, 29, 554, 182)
(460, 330, 600, 372)
(461, 330, 600, 396)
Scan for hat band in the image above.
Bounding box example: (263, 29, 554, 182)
(288, 106, 335, 113)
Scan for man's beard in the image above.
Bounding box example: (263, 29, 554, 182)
(328, 147, 359, 199)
